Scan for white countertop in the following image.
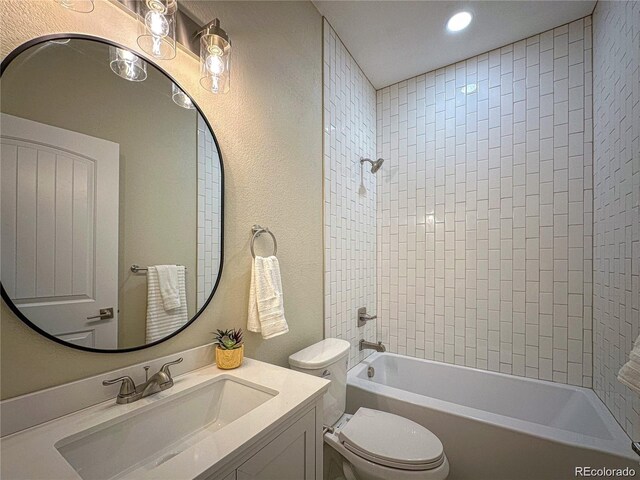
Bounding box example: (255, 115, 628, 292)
(1, 358, 329, 480)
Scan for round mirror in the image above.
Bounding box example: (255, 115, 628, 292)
(0, 36, 223, 352)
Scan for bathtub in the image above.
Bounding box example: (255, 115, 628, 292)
(347, 353, 637, 480)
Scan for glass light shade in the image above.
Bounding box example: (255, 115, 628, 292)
(137, 0, 177, 60)
(109, 47, 147, 82)
(172, 84, 195, 110)
(55, 0, 94, 13)
(199, 20, 231, 94)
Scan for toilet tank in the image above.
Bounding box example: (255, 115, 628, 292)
(289, 338, 350, 426)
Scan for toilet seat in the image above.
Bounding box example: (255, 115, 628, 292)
(338, 408, 445, 471)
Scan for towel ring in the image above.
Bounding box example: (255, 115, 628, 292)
(251, 225, 277, 258)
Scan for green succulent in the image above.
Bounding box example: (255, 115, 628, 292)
(213, 328, 244, 350)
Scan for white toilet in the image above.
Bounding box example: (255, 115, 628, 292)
(289, 338, 449, 480)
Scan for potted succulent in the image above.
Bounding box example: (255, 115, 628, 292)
(213, 328, 244, 369)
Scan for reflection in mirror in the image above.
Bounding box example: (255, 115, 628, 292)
(0, 38, 223, 351)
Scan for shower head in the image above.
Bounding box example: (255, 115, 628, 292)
(361, 157, 384, 173)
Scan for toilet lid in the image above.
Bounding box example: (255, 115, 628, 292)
(338, 408, 444, 471)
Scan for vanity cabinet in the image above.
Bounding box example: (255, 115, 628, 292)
(204, 403, 322, 480)
(237, 409, 316, 479)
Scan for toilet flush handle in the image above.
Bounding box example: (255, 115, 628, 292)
(321, 369, 331, 378)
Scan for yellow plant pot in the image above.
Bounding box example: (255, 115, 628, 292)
(215, 345, 244, 369)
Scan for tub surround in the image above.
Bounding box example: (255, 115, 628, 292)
(376, 17, 594, 387)
(323, 19, 378, 369)
(320, 5, 640, 455)
(592, 0, 640, 440)
(1, 356, 328, 479)
(319, 0, 640, 458)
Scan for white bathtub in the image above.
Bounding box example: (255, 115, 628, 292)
(347, 353, 637, 480)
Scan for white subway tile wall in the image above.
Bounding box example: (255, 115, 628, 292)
(323, 20, 378, 368)
(376, 18, 594, 387)
(593, 0, 640, 439)
(197, 114, 222, 309)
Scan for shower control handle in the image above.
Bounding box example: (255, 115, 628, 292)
(357, 307, 377, 327)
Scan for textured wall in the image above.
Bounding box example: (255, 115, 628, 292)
(323, 20, 377, 368)
(1, 0, 323, 399)
(593, 0, 640, 439)
(377, 18, 594, 387)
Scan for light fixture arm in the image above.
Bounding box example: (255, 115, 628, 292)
(113, 0, 213, 57)
(195, 18, 230, 45)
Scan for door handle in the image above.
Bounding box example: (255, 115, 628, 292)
(87, 308, 114, 320)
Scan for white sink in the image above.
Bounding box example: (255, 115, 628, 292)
(54, 376, 277, 480)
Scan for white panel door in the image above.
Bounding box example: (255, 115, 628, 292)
(1, 113, 119, 349)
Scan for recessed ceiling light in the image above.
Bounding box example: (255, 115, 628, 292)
(447, 11, 473, 33)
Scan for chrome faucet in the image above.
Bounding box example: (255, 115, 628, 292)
(359, 339, 386, 352)
(102, 357, 183, 404)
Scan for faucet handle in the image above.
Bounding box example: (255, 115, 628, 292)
(159, 357, 183, 379)
(357, 307, 377, 327)
(102, 376, 136, 398)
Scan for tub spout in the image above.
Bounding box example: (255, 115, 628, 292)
(359, 339, 386, 352)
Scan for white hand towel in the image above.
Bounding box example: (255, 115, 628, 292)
(156, 265, 180, 311)
(146, 266, 188, 343)
(248, 256, 289, 339)
(618, 334, 640, 394)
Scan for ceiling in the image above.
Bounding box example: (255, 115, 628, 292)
(313, 1, 596, 89)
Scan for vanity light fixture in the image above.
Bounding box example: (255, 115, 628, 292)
(198, 18, 231, 94)
(172, 84, 195, 109)
(137, 0, 177, 60)
(54, 0, 94, 13)
(109, 47, 148, 82)
(446, 11, 473, 33)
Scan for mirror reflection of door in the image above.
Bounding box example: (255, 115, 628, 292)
(1, 38, 223, 351)
(1, 113, 119, 348)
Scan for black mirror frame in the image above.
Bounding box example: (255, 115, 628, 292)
(0, 34, 224, 353)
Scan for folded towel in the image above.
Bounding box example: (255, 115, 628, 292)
(156, 265, 180, 311)
(248, 256, 289, 339)
(618, 335, 640, 394)
(146, 266, 188, 343)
